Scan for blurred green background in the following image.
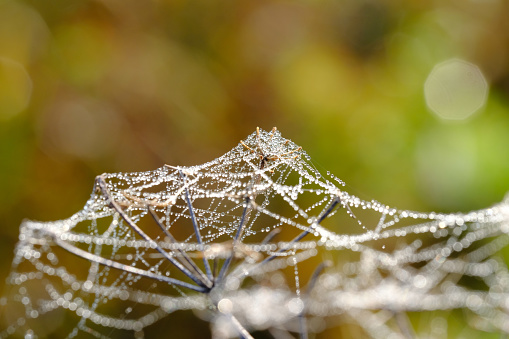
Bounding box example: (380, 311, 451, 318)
(1, 0, 509, 336)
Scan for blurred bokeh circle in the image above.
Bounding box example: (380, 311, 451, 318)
(0, 58, 32, 120)
(424, 59, 488, 120)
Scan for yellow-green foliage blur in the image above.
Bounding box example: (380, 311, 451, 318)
(1, 0, 509, 337)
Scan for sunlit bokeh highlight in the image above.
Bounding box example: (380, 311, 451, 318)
(424, 59, 488, 120)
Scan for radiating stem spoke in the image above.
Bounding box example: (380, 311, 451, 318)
(96, 175, 210, 291)
(218, 197, 250, 283)
(179, 170, 214, 283)
(148, 207, 213, 288)
(261, 197, 340, 264)
(53, 233, 208, 293)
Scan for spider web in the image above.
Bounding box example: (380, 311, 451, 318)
(2, 128, 509, 338)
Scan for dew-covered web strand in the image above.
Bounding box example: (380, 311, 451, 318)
(2, 127, 509, 338)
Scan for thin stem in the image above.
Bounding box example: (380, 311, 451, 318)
(394, 312, 415, 339)
(298, 261, 331, 339)
(217, 198, 250, 283)
(228, 314, 254, 339)
(179, 170, 214, 282)
(316, 196, 340, 224)
(261, 228, 281, 244)
(261, 197, 340, 264)
(305, 261, 331, 295)
(234, 198, 251, 243)
(299, 314, 308, 339)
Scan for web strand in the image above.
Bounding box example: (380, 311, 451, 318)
(2, 128, 509, 338)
